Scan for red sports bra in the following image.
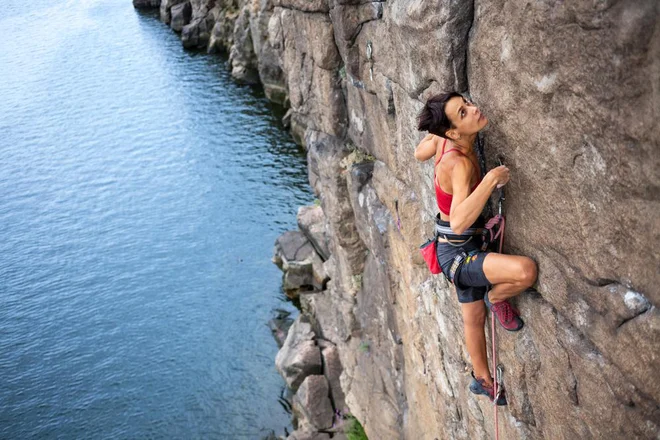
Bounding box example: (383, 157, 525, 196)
(434, 138, 482, 216)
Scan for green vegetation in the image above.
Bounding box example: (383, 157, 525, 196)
(351, 274, 363, 291)
(339, 147, 375, 172)
(345, 415, 369, 440)
(358, 340, 370, 353)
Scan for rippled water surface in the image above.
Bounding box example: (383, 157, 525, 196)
(0, 0, 311, 438)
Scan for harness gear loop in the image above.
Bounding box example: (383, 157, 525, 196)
(448, 250, 467, 283)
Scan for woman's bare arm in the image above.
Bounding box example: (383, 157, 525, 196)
(414, 134, 438, 161)
(448, 161, 509, 234)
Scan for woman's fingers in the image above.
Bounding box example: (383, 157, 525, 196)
(487, 165, 510, 186)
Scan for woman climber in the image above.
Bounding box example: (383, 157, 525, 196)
(415, 92, 537, 405)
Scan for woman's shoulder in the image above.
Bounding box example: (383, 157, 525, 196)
(436, 151, 477, 180)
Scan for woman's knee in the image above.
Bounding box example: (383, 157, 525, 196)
(517, 257, 537, 287)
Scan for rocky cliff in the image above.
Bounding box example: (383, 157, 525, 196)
(136, 0, 660, 438)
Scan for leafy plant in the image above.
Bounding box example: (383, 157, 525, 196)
(351, 274, 363, 291)
(345, 415, 368, 440)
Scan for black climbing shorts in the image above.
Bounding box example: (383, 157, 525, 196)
(436, 238, 492, 304)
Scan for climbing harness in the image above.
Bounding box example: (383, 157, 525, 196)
(434, 216, 483, 243)
(489, 158, 507, 440)
(448, 250, 467, 283)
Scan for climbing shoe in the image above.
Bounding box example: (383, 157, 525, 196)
(484, 293, 524, 332)
(469, 372, 507, 406)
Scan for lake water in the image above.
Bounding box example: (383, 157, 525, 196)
(0, 0, 312, 438)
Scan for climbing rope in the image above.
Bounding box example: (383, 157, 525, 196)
(490, 162, 506, 440)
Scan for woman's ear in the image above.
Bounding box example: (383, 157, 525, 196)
(445, 128, 459, 141)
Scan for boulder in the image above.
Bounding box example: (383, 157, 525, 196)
(273, 231, 314, 268)
(170, 2, 192, 32)
(132, 0, 161, 9)
(297, 205, 330, 261)
(275, 315, 322, 391)
(274, 230, 326, 293)
(229, 4, 260, 84)
(300, 290, 356, 345)
(268, 309, 294, 348)
(321, 344, 347, 412)
(292, 375, 334, 431)
(159, 0, 187, 24)
(286, 430, 331, 440)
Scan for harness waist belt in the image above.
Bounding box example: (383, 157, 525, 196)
(434, 223, 483, 238)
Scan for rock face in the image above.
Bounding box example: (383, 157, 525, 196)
(275, 315, 323, 391)
(293, 375, 334, 431)
(170, 2, 192, 32)
(152, 0, 660, 439)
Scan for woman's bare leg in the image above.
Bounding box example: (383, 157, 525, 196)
(461, 300, 492, 385)
(460, 253, 537, 383)
(482, 253, 537, 303)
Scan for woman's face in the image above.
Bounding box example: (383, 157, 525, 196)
(444, 95, 488, 139)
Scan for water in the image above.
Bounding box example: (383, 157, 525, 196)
(0, 0, 312, 438)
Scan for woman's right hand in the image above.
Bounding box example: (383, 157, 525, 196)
(486, 165, 510, 188)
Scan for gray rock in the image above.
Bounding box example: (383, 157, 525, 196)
(229, 4, 260, 84)
(321, 344, 346, 412)
(329, 2, 383, 77)
(249, 0, 287, 105)
(305, 131, 366, 278)
(181, 15, 214, 50)
(270, 8, 347, 138)
(286, 430, 331, 440)
(268, 309, 294, 348)
(275, 315, 322, 391)
(273, 0, 329, 13)
(273, 231, 314, 267)
(202, 4, 239, 52)
(170, 2, 191, 32)
(159, 0, 186, 24)
(274, 230, 325, 293)
(132, 0, 161, 9)
(300, 290, 356, 345)
(469, 0, 660, 303)
(297, 205, 330, 261)
(292, 375, 334, 431)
